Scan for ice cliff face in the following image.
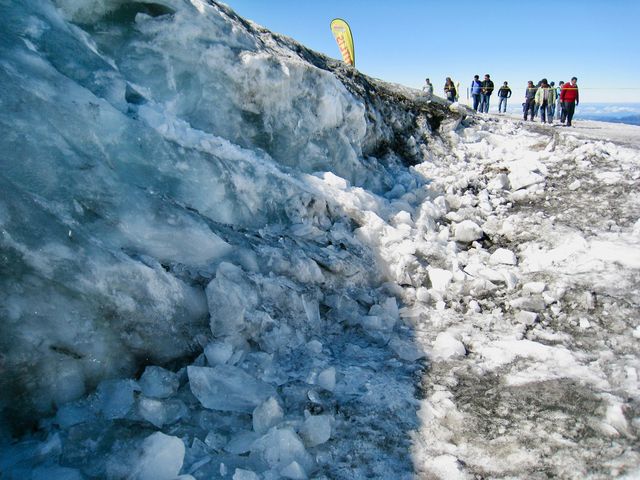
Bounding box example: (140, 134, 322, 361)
(0, 0, 456, 432)
(5, 2, 640, 479)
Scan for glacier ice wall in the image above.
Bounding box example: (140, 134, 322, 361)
(0, 0, 457, 433)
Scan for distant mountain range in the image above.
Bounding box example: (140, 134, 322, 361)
(579, 114, 640, 126)
(577, 103, 640, 126)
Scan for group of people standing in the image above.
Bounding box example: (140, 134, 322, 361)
(523, 77, 579, 126)
(469, 74, 508, 113)
(421, 75, 580, 126)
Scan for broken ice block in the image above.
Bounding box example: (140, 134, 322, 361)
(130, 432, 184, 480)
(188, 365, 276, 413)
(300, 414, 332, 447)
(253, 396, 284, 434)
(317, 367, 336, 392)
(139, 366, 179, 399)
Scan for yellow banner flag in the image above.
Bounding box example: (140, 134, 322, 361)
(330, 18, 355, 67)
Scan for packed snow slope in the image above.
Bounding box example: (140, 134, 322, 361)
(2, 1, 640, 480)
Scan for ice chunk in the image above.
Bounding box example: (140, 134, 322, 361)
(453, 220, 483, 242)
(280, 461, 308, 479)
(139, 366, 180, 399)
(204, 340, 234, 366)
(489, 248, 517, 265)
(302, 295, 321, 326)
(416, 286, 430, 303)
(388, 336, 426, 362)
(55, 400, 94, 429)
(306, 340, 323, 354)
(432, 332, 466, 360)
(515, 311, 538, 325)
(510, 296, 545, 312)
(131, 432, 185, 480)
(425, 454, 467, 480)
(380, 297, 399, 320)
(605, 401, 631, 437)
(138, 397, 187, 428)
(188, 365, 277, 412)
(117, 213, 232, 266)
(204, 431, 227, 451)
(224, 431, 261, 454)
(579, 318, 591, 329)
(488, 173, 509, 191)
(253, 396, 284, 434)
(317, 367, 336, 392)
(300, 414, 332, 447)
(365, 298, 399, 332)
(233, 469, 260, 480)
(467, 300, 481, 313)
(508, 169, 545, 191)
(95, 379, 136, 420)
(428, 268, 453, 292)
(251, 428, 313, 473)
(206, 263, 258, 336)
(138, 398, 165, 428)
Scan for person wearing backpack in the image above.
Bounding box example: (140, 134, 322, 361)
(470, 75, 482, 111)
(497, 81, 512, 113)
(479, 74, 494, 113)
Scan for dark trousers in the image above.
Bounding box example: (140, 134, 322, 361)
(480, 94, 491, 113)
(563, 101, 576, 126)
(523, 98, 535, 120)
(540, 101, 552, 123)
(472, 94, 481, 111)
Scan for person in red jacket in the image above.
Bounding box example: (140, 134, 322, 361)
(560, 77, 579, 126)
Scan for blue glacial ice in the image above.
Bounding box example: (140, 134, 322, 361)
(0, 0, 455, 478)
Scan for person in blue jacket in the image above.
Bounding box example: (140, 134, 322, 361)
(470, 75, 482, 111)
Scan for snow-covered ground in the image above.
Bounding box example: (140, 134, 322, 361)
(502, 112, 640, 148)
(407, 114, 640, 479)
(1, 1, 639, 479)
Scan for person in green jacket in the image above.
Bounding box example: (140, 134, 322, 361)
(534, 78, 556, 124)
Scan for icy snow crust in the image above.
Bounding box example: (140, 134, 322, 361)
(1, 0, 640, 479)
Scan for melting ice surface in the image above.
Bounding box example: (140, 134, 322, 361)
(0, 0, 453, 478)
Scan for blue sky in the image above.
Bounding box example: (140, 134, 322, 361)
(224, 0, 640, 103)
